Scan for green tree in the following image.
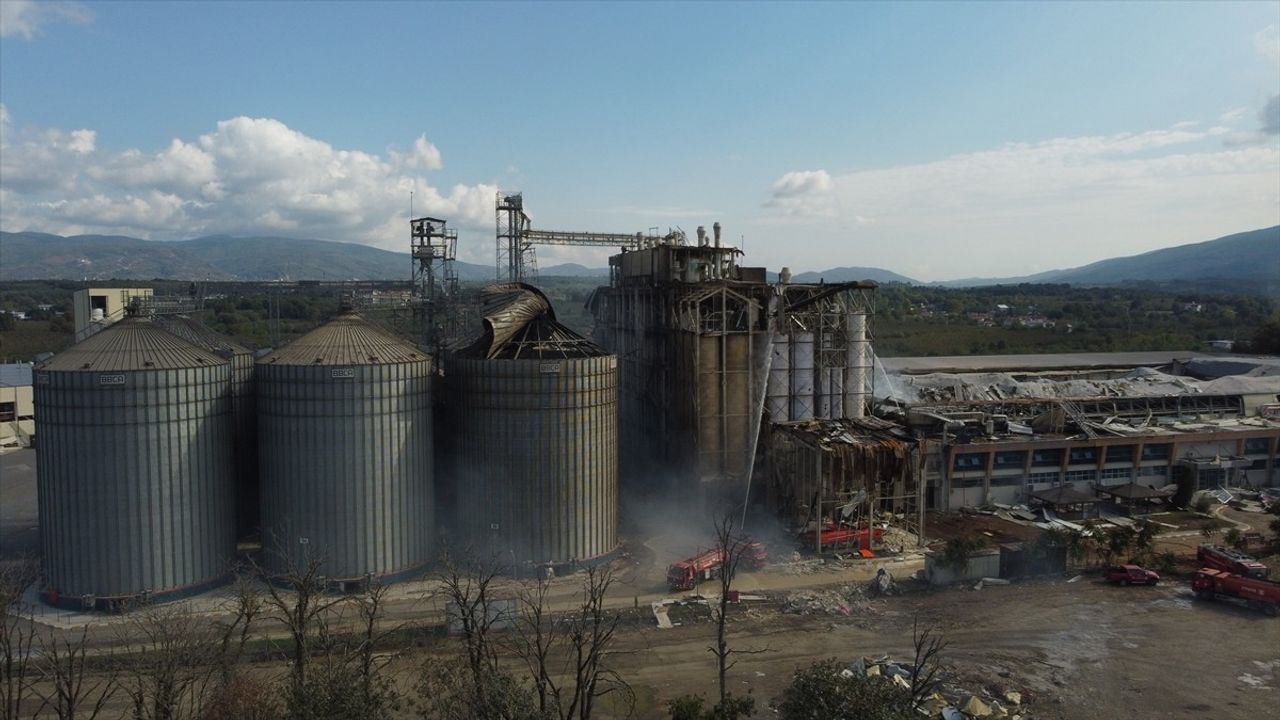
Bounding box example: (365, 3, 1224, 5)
(940, 536, 986, 573)
(772, 659, 914, 720)
(667, 693, 755, 720)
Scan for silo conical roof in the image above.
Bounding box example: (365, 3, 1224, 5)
(259, 312, 426, 366)
(39, 316, 227, 372)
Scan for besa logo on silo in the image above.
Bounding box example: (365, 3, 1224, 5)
(330, 368, 355, 379)
(98, 374, 126, 386)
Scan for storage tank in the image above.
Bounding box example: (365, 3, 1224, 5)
(447, 284, 618, 568)
(257, 312, 433, 584)
(155, 315, 259, 538)
(34, 317, 235, 609)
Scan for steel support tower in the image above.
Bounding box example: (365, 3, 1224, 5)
(411, 215, 458, 352)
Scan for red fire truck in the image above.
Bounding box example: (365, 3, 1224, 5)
(800, 525, 884, 551)
(1192, 568, 1280, 616)
(1196, 545, 1269, 579)
(666, 541, 768, 591)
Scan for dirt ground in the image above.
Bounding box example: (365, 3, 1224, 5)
(599, 576, 1280, 719)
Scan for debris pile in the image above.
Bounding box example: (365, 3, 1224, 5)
(781, 582, 874, 616)
(857, 656, 1033, 720)
(867, 568, 899, 597)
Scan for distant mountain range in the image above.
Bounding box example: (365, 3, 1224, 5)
(789, 267, 919, 284)
(2, 226, 1276, 293)
(934, 226, 1280, 291)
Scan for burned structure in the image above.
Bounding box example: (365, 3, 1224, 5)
(766, 417, 924, 549)
(445, 284, 619, 568)
(587, 225, 879, 510)
(876, 356, 1280, 513)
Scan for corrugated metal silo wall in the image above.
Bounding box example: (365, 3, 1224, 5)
(258, 360, 433, 580)
(228, 351, 259, 536)
(450, 355, 618, 566)
(35, 364, 235, 598)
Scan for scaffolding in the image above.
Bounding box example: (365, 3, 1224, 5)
(411, 216, 459, 352)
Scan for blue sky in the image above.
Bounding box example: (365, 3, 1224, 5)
(2, 1, 1277, 280)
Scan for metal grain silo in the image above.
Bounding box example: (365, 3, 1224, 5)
(447, 284, 618, 568)
(257, 312, 433, 584)
(155, 315, 259, 538)
(34, 317, 235, 609)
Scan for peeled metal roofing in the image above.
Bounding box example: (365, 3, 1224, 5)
(259, 311, 427, 366)
(459, 283, 607, 360)
(154, 315, 252, 357)
(38, 317, 227, 372)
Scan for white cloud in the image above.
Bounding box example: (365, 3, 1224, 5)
(1219, 107, 1247, 124)
(759, 122, 1280, 280)
(0, 0, 91, 39)
(1257, 24, 1280, 64)
(0, 108, 496, 250)
(764, 169, 836, 216)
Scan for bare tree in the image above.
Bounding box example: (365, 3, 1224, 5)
(0, 559, 39, 720)
(906, 615, 949, 711)
(707, 511, 764, 710)
(510, 574, 561, 717)
(348, 579, 401, 711)
(250, 540, 347, 690)
(31, 627, 118, 720)
(212, 570, 264, 687)
(562, 565, 631, 720)
(435, 547, 505, 710)
(114, 601, 219, 720)
(510, 566, 632, 720)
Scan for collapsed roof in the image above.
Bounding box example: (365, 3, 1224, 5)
(458, 283, 608, 360)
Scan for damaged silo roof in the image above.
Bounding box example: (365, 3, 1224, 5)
(459, 283, 607, 360)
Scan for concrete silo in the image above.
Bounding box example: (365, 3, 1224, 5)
(35, 317, 235, 609)
(447, 284, 618, 568)
(155, 315, 259, 538)
(257, 312, 433, 585)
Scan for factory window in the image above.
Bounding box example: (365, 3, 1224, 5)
(1199, 469, 1226, 486)
(0, 402, 13, 422)
(994, 451, 1027, 469)
(1068, 447, 1097, 464)
(1028, 471, 1060, 484)
(1244, 438, 1271, 455)
(1064, 469, 1097, 484)
(1251, 459, 1269, 471)
(1100, 468, 1131, 482)
(1032, 448, 1063, 467)
(1104, 445, 1134, 464)
(1141, 444, 1171, 461)
(956, 476, 985, 488)
(1138, 466, 1168, 478)
(990, 474, 1024, 487)
(953, 453, 986, 471)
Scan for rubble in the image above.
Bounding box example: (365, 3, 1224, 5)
(855, 655, 1036, 719)
(781, 583, 873, 616)
(867, 568, 898, 596)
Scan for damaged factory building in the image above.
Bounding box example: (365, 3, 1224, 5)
(586, 226, 1280, 551)
(585, 224, 924, 549)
